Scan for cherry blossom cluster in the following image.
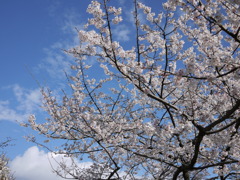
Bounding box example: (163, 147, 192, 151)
(0, 154, 14, 180)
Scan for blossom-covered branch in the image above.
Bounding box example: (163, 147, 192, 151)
(24, 0, 240, 179)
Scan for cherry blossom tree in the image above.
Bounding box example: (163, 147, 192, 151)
(0, 154, 13, 180)
(24, 0, 240, 179)
(0, 139, 14, 180)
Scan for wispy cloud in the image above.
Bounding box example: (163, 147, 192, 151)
(47, 1, 62, 18)
(0, 85, 41, 122)
(12, 84, 41, 113)
(37, 8, 83, 81)
(0, 6, 85, 123)
(0, 101, 28, 122)
(61, 8, 82, 35)
(38, 44, 72, 80)
(112, 24, 131, 41)
(119, 0, 126, 5)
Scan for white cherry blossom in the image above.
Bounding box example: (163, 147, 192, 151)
(24, 0, 240, 179)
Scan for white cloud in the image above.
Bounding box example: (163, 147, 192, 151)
(10, 146, 63, 180)
(10, 146, 145, 180)
(10, 146, 92, 180)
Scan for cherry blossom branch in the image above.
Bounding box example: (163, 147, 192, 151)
(205, 99, 240, 132)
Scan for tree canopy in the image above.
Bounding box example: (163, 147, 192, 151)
(24, 0, 240, 179)
(0, 139, 14, 180)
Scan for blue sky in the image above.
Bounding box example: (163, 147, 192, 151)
(0, 0, 94, 179)
(0, 0, 165, 179)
